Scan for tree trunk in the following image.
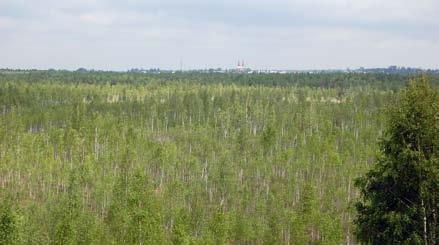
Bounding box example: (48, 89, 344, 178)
(432, 205, 436, 244)
(422, 199, 428, 245)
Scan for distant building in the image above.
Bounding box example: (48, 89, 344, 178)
(235, 60, 251, 73)
(237, 60, 245, 72)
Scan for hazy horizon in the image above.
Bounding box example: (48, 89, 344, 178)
(1, 0, 438, 70)
(0, 65, 435, 72)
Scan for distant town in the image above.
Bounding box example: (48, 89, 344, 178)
(126, 65, 439, 75)
(2, 63, 439, 75)
(122, 62, 439, 75)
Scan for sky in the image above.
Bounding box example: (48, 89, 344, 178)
(0, 0, 438, 70)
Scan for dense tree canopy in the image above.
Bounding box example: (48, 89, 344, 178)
(355, 76, 439, 244)
(1, 70, 437, 243)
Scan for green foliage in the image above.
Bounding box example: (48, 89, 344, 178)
(106, 168, 164, 244)
(209, 209, 230, 244)
(0, 71, 413, 243)
(295, 183, 321, 244)
(172, 209, 192, 245)
(355, 76, 439, 244)
(262, 122, 277, 154)
(0, 200, 21, 245)
(51, 169, 99, 244)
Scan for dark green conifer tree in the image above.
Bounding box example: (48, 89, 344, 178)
(0, 199, 20, 244)
(355, 76, 439, 244)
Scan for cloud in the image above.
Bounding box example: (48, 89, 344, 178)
(79, 12, 115, 26)
(0, 16, 17, 29)
(0, 0, 438, 70)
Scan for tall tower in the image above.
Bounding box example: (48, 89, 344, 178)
(236, 60, 246, 72)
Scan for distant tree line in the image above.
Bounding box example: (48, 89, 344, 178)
(1, 69, 439, 89)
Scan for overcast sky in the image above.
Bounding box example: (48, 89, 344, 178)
(0, 0, 438, 70)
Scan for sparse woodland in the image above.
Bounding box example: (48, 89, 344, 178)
(0, 71, 437, 244)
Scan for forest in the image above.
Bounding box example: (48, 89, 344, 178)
(1, 71, 438, 244)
